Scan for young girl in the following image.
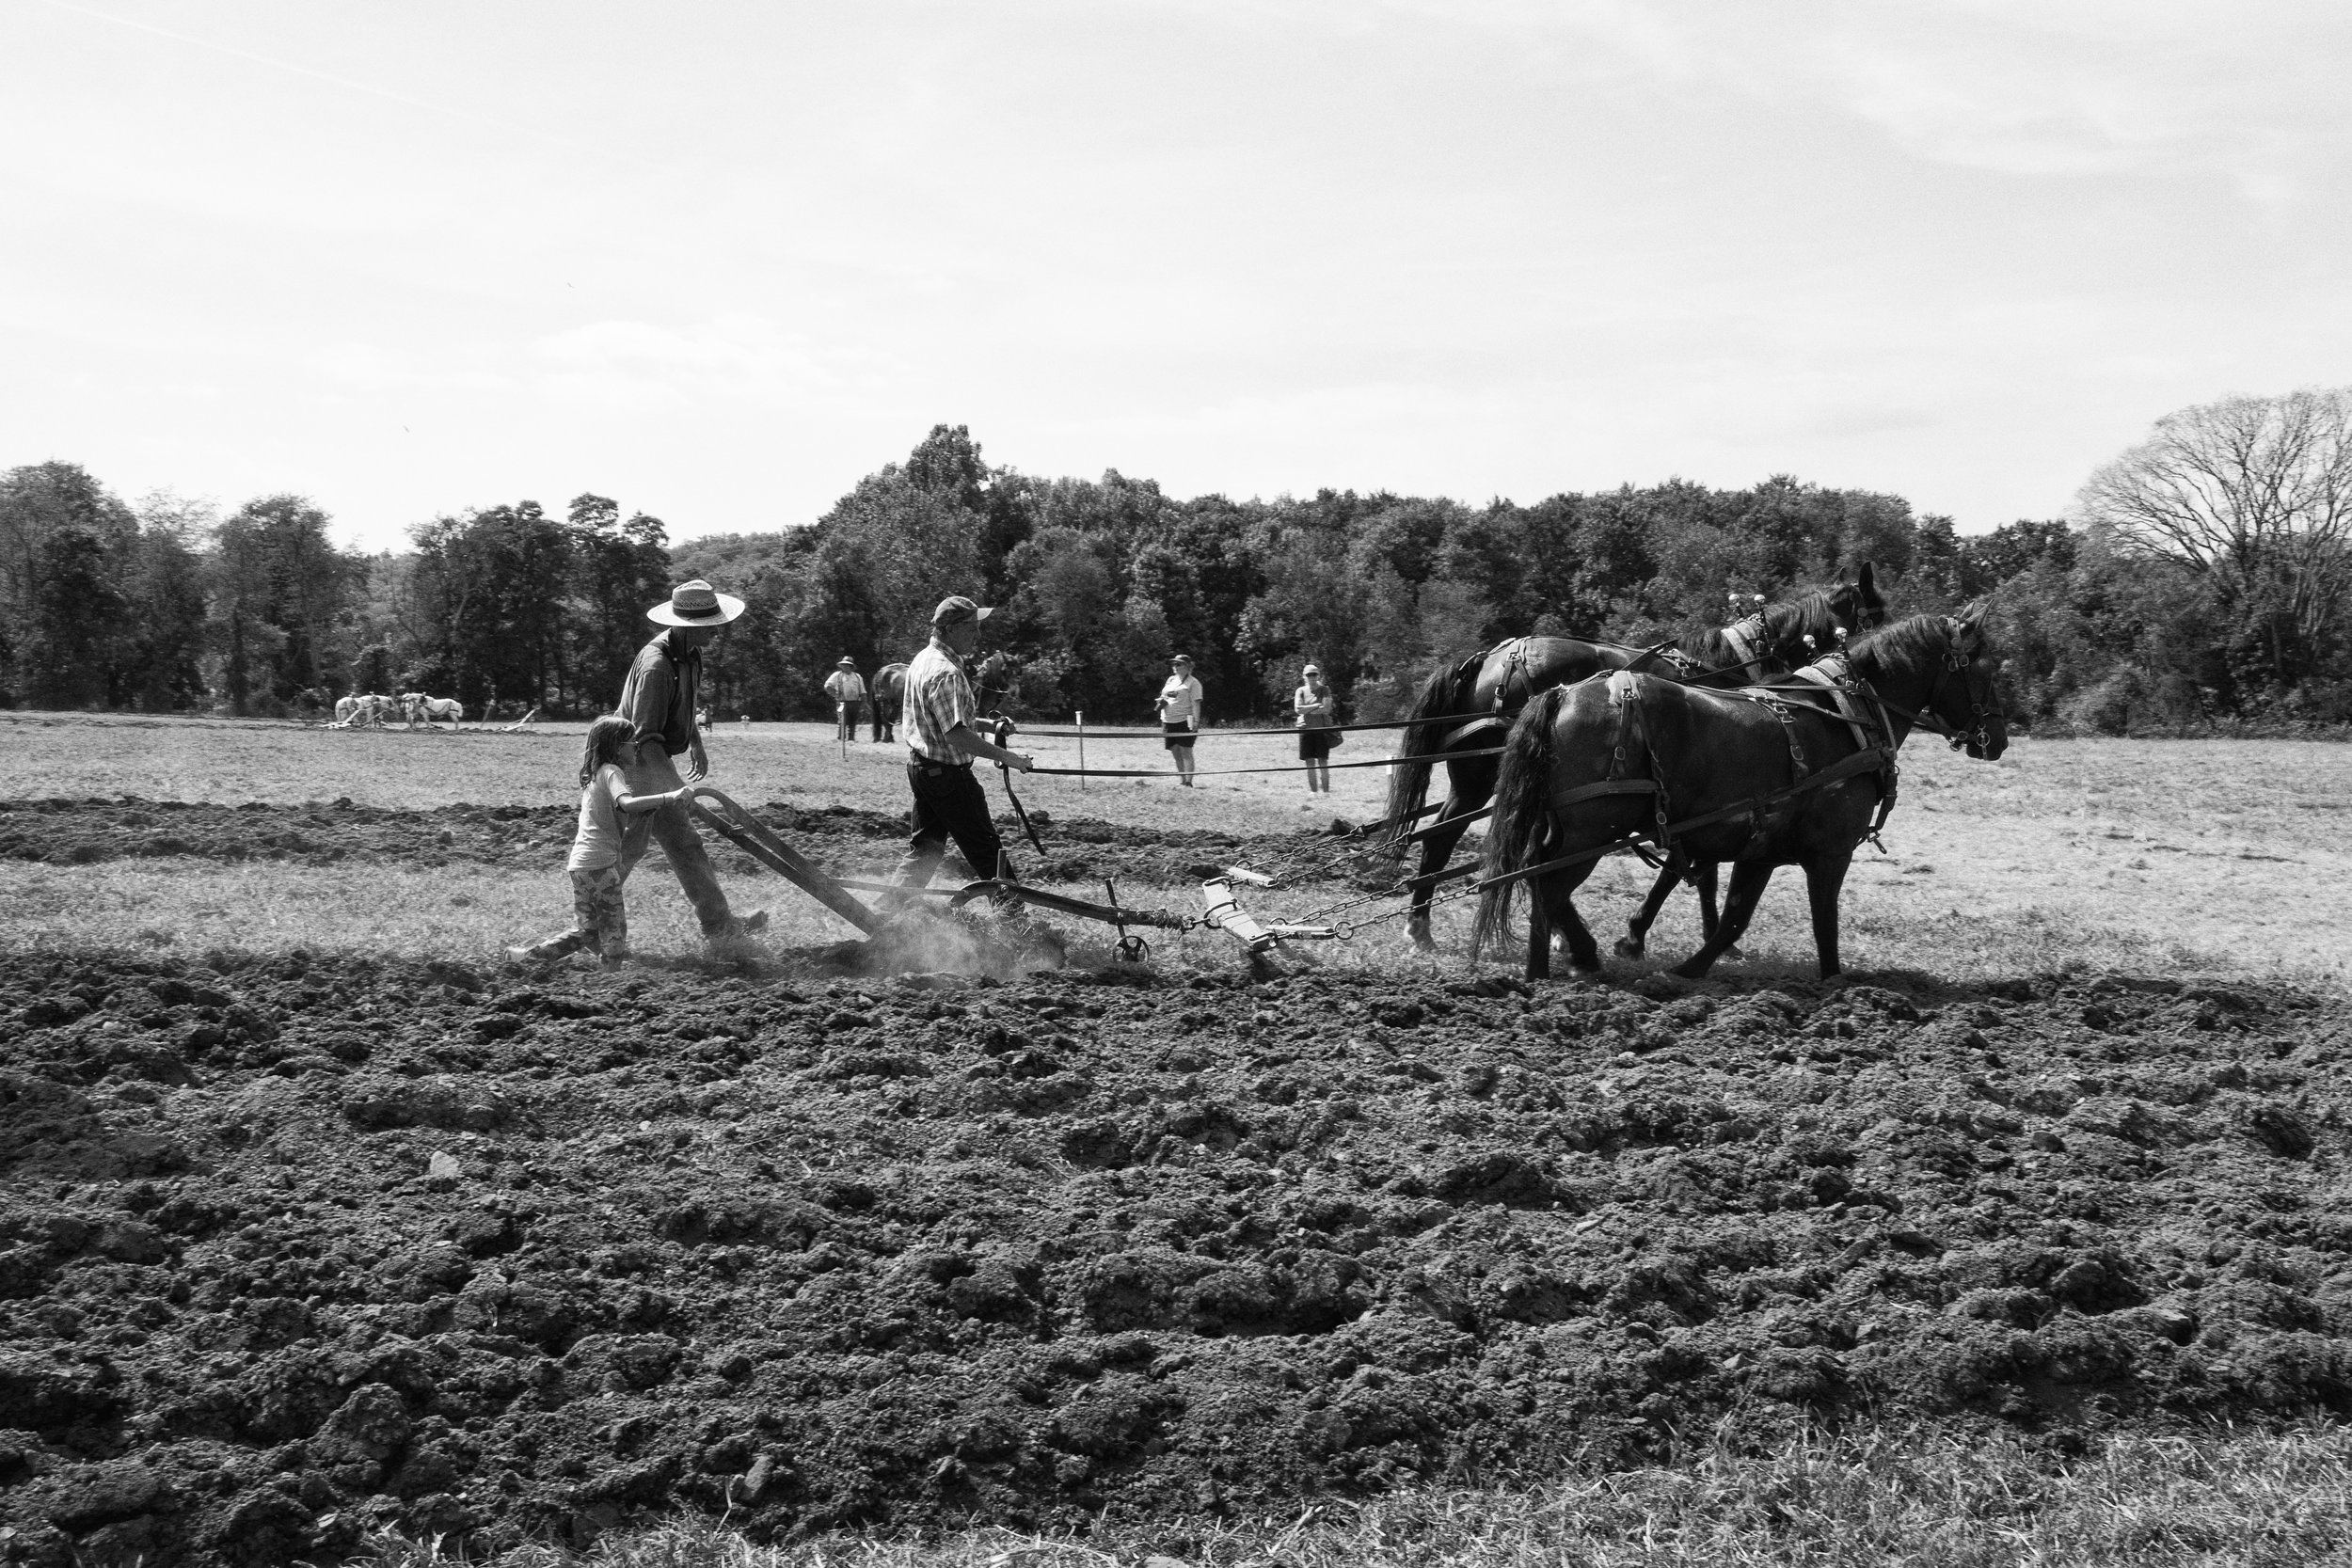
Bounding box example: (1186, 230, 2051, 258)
(508, 716, 683, 968)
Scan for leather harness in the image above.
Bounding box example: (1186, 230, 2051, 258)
(1540, 653, 1907, 869)
(1718, 613, 1770, 685)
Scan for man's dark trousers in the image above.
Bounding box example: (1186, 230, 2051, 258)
(893, 761, 1007, 886)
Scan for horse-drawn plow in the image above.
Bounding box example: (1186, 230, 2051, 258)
(681, 785, 1342, 969)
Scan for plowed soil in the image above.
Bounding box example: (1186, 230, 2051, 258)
(3, 947, 2349, 1566)
(0, 799, 1368, 891)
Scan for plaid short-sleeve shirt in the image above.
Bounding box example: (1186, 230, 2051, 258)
(903, 639, 977, 763)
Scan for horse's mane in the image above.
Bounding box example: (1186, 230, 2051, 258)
(1762, 586, 1838, 639)
(1847, 614, 1956, 679)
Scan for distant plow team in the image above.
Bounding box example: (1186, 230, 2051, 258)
(329, 691, 467, 729)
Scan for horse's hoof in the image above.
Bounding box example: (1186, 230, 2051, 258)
(1613, 936, 1645, 958)
(1669, 960, 1712, 980)
(1723, 945, 1747, 963)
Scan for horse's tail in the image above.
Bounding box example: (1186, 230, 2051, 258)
(1470, 686, 1567, 960)
(1379, 652, 1481, 854)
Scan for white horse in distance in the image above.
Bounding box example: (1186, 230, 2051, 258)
(328, 693, 411, 729)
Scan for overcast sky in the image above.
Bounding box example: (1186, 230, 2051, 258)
(5, 0, 2347, 550)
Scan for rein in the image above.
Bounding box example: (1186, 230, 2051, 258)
(1740, 626, 1997, 753)
(989, 716, 1048, 857)
(1024, 747, 1506, 780)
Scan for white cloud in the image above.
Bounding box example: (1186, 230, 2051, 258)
(528, 316, 843, 409)
(1372, 0, 2352, 198)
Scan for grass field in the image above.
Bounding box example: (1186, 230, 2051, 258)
(3, 710, 2344, 989)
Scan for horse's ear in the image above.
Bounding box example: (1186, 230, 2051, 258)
(1956, 597, 1988, 630)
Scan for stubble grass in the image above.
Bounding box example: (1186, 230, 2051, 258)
(361, 1427, 2352, 1566)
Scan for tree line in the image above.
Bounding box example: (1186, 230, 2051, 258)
(0, 467, 672, 721)
(5, 389, 2346, 735)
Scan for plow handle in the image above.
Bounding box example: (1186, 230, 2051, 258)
(682, 786, 880, 934)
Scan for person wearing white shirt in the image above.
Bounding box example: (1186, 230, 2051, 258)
(822, 657, 867, 741)
(1295, 663, 1337, 793)
(1154, 655, 1204, 786)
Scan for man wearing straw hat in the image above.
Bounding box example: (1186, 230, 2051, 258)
(889, 595, 1034, 899)
(615, 579, 767, 945)
(822, 657, 866, 742)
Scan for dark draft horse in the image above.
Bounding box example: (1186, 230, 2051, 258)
(1472, 606, 2007, 981)
(1380, 566, 1889, 950)
(868, 652, 1018, 743)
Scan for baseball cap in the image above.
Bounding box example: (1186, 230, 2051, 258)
(932, 595, 993, 626)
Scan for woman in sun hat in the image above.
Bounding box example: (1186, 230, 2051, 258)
(612, 579, 767, 949)
(1154, 654, 1203, 785)
(1294, 662, 1337, 793)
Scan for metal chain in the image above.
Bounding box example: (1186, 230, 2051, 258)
(1231, 832, 1397, 888)
(1288, 855, 1526, 939)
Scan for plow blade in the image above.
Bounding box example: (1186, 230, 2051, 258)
(684, 787, 880, 934)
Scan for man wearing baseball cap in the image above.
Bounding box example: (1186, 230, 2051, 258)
(890, 595, 1034, 895)
(613, 579, 766, 946)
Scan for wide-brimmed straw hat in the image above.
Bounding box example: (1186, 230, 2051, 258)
(647, 579, 745, 626)
(836, 656, 856, 668)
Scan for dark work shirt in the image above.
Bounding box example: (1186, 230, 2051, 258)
(618, 631, 701, 755)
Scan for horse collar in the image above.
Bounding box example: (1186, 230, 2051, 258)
(1719, 617, 1767, 684)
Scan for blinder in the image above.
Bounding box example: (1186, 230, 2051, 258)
(1933, 615, 2000, 754)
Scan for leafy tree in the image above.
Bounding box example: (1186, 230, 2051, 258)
(209, 495, 357, 712)
(22, 528, 125, 707)
(0, 462, 137, 705)
(566, 493, 674, 708)
(115, 501, 209, 711)
(2078, 388, 2352, 692)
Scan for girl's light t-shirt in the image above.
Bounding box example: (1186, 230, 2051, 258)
(568, 764, 631, 873)
(1157, 674, 1203, 726)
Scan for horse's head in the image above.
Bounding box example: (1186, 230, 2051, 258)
(972, 651, 1019, 711)
(1824, 562, 1889, 640)
(1929, 600, 2007, 760)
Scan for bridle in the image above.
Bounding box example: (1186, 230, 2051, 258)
(1755, 579, 1885, 674)
(1865, 619, 1999, 752)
